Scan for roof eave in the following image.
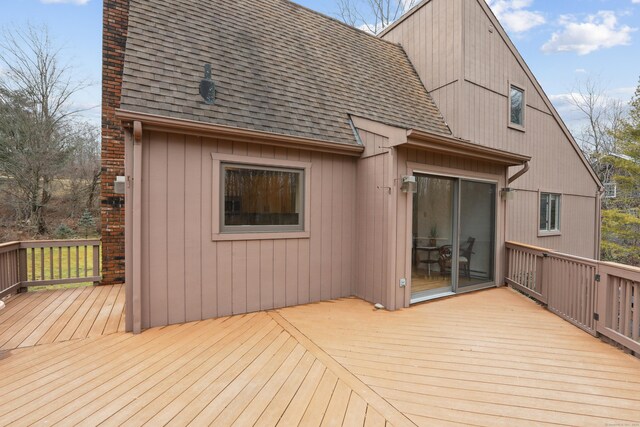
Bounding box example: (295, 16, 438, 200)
(115, 109, 365, 157)
(406, 129, 531, 166)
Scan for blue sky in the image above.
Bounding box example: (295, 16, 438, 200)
(1, 0, 639, 133)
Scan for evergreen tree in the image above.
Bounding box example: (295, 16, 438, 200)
(77, 209, 96, 238)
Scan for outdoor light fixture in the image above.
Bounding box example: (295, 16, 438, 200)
(500, 187, 516, 200)
(401, 176, 417, 193)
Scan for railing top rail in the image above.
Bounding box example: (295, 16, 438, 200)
(0, 242, 21, 255)
(506, 241, 599, 267)
(547, 251, 599, 267)
(0, 241, 21, 249)
(600, 261, 640, 276)
(505, 241, 551, 255)
(19, 239, 101, 249)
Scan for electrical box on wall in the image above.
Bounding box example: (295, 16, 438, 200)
(399, 278, 407, 288)
(114, 176, 126, 195)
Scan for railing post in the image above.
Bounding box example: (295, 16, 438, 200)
(18, 247, 27, 293)
(92, 243, 101, 286)
(536, 254, 545, 300)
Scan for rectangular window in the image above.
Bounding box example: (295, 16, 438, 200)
(221, 163, 304, 233)
(539, 193, 560, 233)
(510, 85, 525, 127)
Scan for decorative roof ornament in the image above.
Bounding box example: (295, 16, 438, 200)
(199, 63, 216, 105)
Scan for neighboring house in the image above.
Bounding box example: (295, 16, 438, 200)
(102, 0, 602, 333)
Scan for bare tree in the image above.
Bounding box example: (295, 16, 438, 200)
(0, 24, 89, 234)
(63, 123, 101, 217)
(568, 77, 627, 185)
(338, 0, 419, 34)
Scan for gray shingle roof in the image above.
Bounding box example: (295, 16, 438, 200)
(121, 0, 451, 145)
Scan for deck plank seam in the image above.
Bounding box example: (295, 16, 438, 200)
(269, 310, 417, 427)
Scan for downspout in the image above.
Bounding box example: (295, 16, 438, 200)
(508, 161, 530, 185)
(504, 161, 529, 286)
(595, 186, 604, 260)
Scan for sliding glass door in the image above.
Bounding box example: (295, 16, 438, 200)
(457, 180, 496, 290)
(411, 174, 496, 302)
(411, 175, 456, 298)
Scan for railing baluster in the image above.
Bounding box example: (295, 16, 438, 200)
(40, 248, 45, 281)
(75, 246, 80, 278)
(93, 244, 101, 285)
(633, 283, 639, 341)
(58, 247, 62, 280)
(49, 247, 54, 280)
(84, 245, 88, 278)
(624, 280, 632, 337)
(67, 246, 71, 279)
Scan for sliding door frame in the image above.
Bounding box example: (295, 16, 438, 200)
(407, 163, 501, 303)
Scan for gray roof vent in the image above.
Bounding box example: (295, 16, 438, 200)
(199, 63, 216, 104)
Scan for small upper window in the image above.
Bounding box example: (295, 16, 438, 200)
(539, 193, 560, 233)
(221, 163, 304, 233)
(510, 85, 525, 127)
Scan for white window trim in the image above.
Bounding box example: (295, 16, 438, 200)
(211, 153, 311, 241)
(538, 191, 561, 237)
(508, 82, 526, 132)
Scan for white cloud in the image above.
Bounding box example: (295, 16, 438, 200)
(40, 0, 90, 5)
(633, 0, 640, 4)
(575, 68, 587, 73)
(542, 11, 636, 55)
(485, 0, 546, 33)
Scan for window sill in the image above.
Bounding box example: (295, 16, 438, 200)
(538, 230, 561, 237)
(212, 231, 310, 241)
(508, 123, 525, 133)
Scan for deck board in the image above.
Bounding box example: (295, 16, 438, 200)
(279, 287, 640, 426)
(0, 286, 638, 426)
(0, 285, 124, 350)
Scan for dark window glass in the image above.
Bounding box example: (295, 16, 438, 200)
(222, 164, 303, 231)
(540, 193, 560, 232)
(510, 86, 524, 126)
(539, 193, 548, 230)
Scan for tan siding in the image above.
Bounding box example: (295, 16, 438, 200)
(148, 132, 168, 327)
(507, 191, 597, 258)
(354, 131, 395, 309)
(355, 153, 389, 307)
(383, 0, 600, 257)
(140, 131, 357, 329)
(184, 136, 202, 322)
(201, 137, 217, 320)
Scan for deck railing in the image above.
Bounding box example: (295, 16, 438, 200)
(0, 239, 101, 298)
(506, 241, 639, 355)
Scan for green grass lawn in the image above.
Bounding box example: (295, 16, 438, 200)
(26, 244, 102, 291)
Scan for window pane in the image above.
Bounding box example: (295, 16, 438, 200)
(223, 165, 302, 229)
(539, 194, 548, 230)
(510, 86, 524, 126)
(549, 197, 557, 230)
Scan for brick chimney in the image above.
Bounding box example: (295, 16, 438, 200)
(101, 0, 129, 284)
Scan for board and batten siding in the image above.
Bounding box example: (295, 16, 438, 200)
(382, 0, 600, 259)
(355, 127, 508, 310)
(506, 191, 598, 259)
(137, 130, 357, 329)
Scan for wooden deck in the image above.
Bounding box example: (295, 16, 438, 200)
(0, 286, 639, 426)
(0, 284, 125, 350)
